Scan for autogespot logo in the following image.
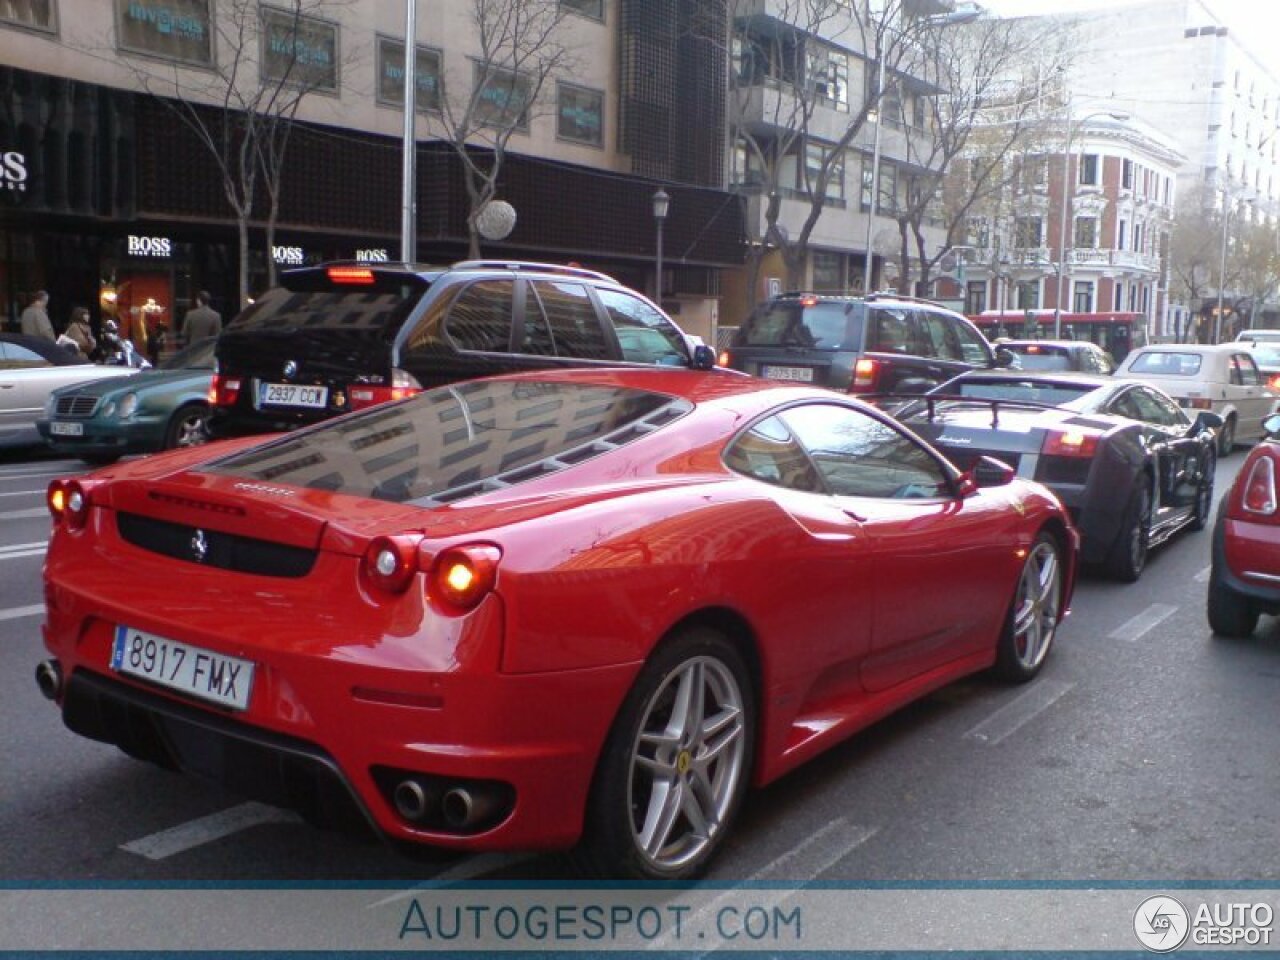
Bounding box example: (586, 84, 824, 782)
(1134, 895, 1190, 953)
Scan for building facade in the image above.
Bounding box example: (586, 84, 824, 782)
(0, 0, 743, 345)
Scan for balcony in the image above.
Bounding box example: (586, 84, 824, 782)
(1066, 248, 1160, 271)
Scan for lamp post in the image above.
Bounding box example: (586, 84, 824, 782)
(400, 0, 418, 262)
(652, 188, 670, 302)
(1054, 109, 1130, 338)
(862, 52, 886, 294)
(1214, 194, 1254, 341)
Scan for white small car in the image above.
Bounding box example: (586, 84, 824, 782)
(1236, 329, 1280, 344)
(1115, 343, 1278, 455)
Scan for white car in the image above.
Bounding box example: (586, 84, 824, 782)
(1, 333, 136, 448)
(1236, 328, 1280, 344)
(1115, 343, 1278, 455)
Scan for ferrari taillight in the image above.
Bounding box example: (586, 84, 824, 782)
(48, 479, 91, 530)
(1041, 428, 1101, 458)
(850, 357, 879, 392)
(1242, 455, 1278, 515)
(427, 545, 502, 614)
(361, 535, 422, 594)
(209, 374, 242, 407)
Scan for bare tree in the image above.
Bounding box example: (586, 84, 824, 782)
(892, 15, 1074, 295)
(431, 0, 577, 258)
(1169, 185, 1225, 342)
(120, 0, 356, 307)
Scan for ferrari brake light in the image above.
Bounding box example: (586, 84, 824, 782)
(427, 544, 502, 614)
(209, 374, 242, 407)
(361, 535, 422, 594)
(327, 266, 375, 284)
(47, 479, 67, 522)
(49, 479, 91, 530)
(1243, 456, 1278, 515)
(850, 357, 879, 392)
(1042, 428, 1101, 458)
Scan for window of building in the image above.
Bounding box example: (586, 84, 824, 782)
(1078, 154, 1100, 186)
(1016, 280, 1040, 310)
(473, 65, 533, 130)
(560, 0, 603, 20)
(811, 251, 845, 291)
(557, 83, 603, 146)
(1073, 280, 1094, 313)
(733, 28, 800, 88)
(731, 138, 766, 188)
(1129, 285, 1138, 311)
(1074, 216, 1097, 249)
(1021, 156, 1047, 191)
(801, 142, 844, 201)
(807, 45, 849, 109)
(1014, 216, 1042, 248)
(260, 6, 339, 93)
(376, 37, 442, 112)
(1122, 158, 1133, 190)
(967, 217, 990, 248)
(1118, 219, 1128, 250)
(115, 0, 212, 65)
(2, 0, 55, 32)
(877, 159, 897, 213)
(1114, 281, 1124, 310)
(966, 280, 987, 315)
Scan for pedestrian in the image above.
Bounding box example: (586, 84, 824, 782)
(180, 290, 222, 345)
(20, 290, 54, 341)
(63, 306, 97, 358)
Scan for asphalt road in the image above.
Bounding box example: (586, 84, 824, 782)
(2, 451, 1278, 888)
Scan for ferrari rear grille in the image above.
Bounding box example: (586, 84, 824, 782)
(55, 396, 99, 417)
(116, 512, 317, 577)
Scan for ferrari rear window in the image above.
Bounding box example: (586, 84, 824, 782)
(202, 380, 691, 504)
(1126, 352, 1203, 376)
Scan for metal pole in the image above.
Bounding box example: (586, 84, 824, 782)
(1054, 117, 1072, 339)
(655, 220, 664, 301)
(400, 0, 418, 262)
(862, 52, 885, 294)
(1216, 190, 1230, 343)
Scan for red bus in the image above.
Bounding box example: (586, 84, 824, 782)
(968, 311, 1148, 364)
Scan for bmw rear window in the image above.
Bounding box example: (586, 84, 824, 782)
(733, 301, 862, 350)
(227, 276, 427, 334)
(202, 380, 691, 504)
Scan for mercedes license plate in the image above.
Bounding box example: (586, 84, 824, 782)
(761, 365, 815, 382)
(50, 422, 84, 436)
(258, 382, 328, 409)
(111, 625, 254, 711)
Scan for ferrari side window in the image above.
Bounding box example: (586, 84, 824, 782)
(724, 415, 823, 493)
(781, 403, 949, 499)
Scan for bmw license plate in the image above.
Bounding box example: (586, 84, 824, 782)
(111, 625, 254, 711)
(761, 365, 815, 382)
(258, 382, 328, 409)
(50, 422, 84, 436)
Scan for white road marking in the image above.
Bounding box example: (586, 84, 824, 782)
(368, 853, 538, 908)
(964, 679, 1075, 745)
(0, 542, 47, 561)
(1108, 602, 1178, 641)
(0, 507, 48, 521)
(1195, 565, 1212, 583)
(0, 604, 44, 622)
(120, 802, 301, 860)
(0, 467, 78, 480)
(0, 489, 48, 498)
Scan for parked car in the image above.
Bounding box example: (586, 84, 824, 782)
(0, 332, 137, 448)
(1207, 412, 1280, 638)
(899, 371, 1221, 581)
(1242, 338, 1280, 391)
(1235, 328, 1280, 344)
(1114, 343, 1278, 455)
(207, 260, 715, 439)
(37, 367, 1075, 879)
(999, 339, 1115, 374)
(720, 292, 1013, 399)
(36, 337, 217, 464)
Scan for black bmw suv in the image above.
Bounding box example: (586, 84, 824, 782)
(208, 260, 714, 438)
(721, 291, 1011, 397)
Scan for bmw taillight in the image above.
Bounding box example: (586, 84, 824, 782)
(1042, 428, 1101, 458)
(1242, 455, 1278, 515)
(349, 369, 424, 410)
(327, 266, 375, 285)
(48, 479, 91, 530)
(209, 374, 242, 407)
(1184, 397, 1213, 410)
(718, 350, 731, 367)
(1268, 374, 1280, 392)
(427, 545, 502, 614)
(361, 535, 422, 594)
(850, 357, 880, 392)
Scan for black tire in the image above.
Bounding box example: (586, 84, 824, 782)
(1190, 448, 1216, 531)
(1106, 478, 1151, 582)
(1218, 416, 1236, 457)
(80, 453, 121, 466)
(1207, 566, 1259, 638)
(577, 627, 755, 880)
(995, 532, 1062, 682)
(163, 403, 210, 450)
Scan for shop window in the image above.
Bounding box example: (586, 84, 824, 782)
(557, 83, 604, 146)
(811, 251, 845, 292)
(376, 37, 441, 112)
(474, 65, 532, 131)
(260, 6, 339, 93)
(1, 0, 55, 32)
(114, 0, 212, 66)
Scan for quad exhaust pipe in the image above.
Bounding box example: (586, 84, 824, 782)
(392, 778, 435, 822)
(390, 776, 507, 831)
(442, 786, 502, 830)
(35, 660, 62, 701)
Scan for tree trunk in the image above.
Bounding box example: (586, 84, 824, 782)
(237, 218, 250, 309)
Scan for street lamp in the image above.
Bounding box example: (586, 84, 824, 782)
(862, 52, 886, 295)
(1054, 109, 1130, 338)
(652, 188, 670, 301)
(400, 0, 418, 262)
(1214, 193, 1253, 341)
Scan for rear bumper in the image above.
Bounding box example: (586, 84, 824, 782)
(1214, 511, 1280, 614)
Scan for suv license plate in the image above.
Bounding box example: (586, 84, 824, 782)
(761, 365, 815, 382)
(50, 422, 84, 436)
(259, 382, 328, 409)
(111, 625, 254, 711)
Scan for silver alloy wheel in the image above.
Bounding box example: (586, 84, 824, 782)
(172, 410, 208, 448)
(1011, 539, 1060, 671)
(627, 655, 747, 872)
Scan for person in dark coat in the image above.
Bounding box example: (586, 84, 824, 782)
(180, 291, 223, 345)
(20, 290, 54, 341)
